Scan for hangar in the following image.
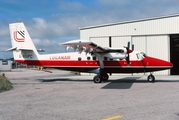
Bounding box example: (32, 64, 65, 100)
(80, 14, 179, 75)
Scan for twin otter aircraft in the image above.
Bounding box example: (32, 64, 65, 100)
(7, 22, 173, 83)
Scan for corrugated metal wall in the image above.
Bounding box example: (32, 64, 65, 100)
(111, 36, 131, 48)
(90, 37, 109, 48)
(132, 36, 146, 52)
(80, 15, 179, 39)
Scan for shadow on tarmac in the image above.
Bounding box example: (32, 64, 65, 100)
(38, 77, 179, 89)
(38, 78, 92, 82)
(102, 77, 140, 89)
(102, 77, 179, 89)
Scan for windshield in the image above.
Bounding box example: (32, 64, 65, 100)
(136, 52, 146, 60)
(140, 52, 146, 58)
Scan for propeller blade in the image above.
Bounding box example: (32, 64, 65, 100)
(126, 54, 130, 66)
(127, 41, 130, 49)
(125, 41, 131, 66)
(132, 44, 134, 50)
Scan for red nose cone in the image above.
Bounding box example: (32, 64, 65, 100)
(144, 56, 173, 69)
(127, 49, 133, 54)
(166, 61, 173, 68)
(158, 59, 173, 68)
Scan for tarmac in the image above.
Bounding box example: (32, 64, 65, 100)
(0, 68, 179, 120)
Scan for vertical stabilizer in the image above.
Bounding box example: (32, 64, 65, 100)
(8, 22, 39, 60)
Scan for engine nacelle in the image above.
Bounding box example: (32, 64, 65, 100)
(103, 53, 127, 60)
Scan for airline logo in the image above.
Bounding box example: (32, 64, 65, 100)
(49, 55, 71, 60)
(13, 31, 25, 42)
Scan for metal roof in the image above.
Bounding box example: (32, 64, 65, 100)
(79, 14, 179, 30)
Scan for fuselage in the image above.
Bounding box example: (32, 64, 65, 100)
(14, 51, 173, 74)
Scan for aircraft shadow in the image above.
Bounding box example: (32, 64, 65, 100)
(38, 78, 92, 82)
(102, 77, 140, 89)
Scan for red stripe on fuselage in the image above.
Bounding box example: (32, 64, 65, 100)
(15, 56, 172, 68)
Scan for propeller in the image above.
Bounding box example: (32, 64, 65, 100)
(132, 44, 134, 51)
(124, 42, 134, 66)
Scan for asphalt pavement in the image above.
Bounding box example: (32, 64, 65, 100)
(0, 69, 179, 120)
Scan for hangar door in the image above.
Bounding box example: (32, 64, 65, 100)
(90, 36, 131, 48)
(170, 34, 179, 75)
(132, 35, 170, 75)
(111, 36, 131, 48)
(90, 37, 109, 48)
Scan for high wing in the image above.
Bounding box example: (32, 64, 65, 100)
(62, 39, 127, 54)
(62, 39, 106, 53)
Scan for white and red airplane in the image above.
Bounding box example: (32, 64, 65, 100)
(7, 22, 173, 83)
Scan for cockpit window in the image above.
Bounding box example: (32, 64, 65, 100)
(136, 52, 146, 60)
(137, 53, 142, 60)
(140, 52, 146, 57)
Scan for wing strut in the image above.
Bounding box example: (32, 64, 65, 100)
(92, 53, 109, 83)
(98, 55, 104, 69)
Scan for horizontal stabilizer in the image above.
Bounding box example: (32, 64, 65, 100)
(6, 47, 17, 51)
(19, 48, 33, 51)
(6, 47, 33, 51)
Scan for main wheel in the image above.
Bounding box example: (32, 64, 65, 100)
(102, 74, 109, 81)
(147, 74, 155, 82)
(93, 75, 102, 83)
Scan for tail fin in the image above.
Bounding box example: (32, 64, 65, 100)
(7, 22, 39, 60)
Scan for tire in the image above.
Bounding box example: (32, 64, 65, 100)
(147, 74, 155, 82)
(102, 74, 109, 81)
(93, 75, 102, 83)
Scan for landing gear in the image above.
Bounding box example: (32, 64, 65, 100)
(93, 74, 109, 83)
(147, 74, 155, 82)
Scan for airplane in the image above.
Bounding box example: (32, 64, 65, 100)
(7, 22, 173, 83)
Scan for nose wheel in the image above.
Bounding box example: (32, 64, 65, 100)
(93, 74, 109, 83)
(147, 74, 155, 82)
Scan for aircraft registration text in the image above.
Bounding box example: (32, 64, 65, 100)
(19, 53, 33, 58)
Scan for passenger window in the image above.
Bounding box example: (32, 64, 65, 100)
(87, 57, 91, 60)
(93, 57, 96, 60)
(78, 57, 81, 61)
(104, 57, 108, 61)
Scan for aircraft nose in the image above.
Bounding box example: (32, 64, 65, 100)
(160, 60, 173, 68)
(157, 59, 173, 68)
(145, 56, 173, 68)
(166, 61, 173, 68)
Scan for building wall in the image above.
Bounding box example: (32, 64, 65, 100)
(0, 60, 12, 71)
(90, 37, 109, 48)
(80, 15, 178, 75)
(80, 15, 179, 39)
